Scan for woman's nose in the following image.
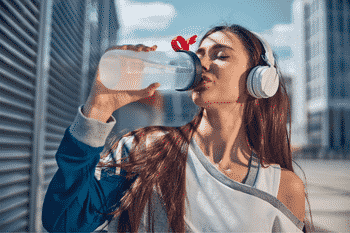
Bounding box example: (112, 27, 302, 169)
(200, 57, 210, 71)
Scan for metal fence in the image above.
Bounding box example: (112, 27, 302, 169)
(0, 0, 118, 232)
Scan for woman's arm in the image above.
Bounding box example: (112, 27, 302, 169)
(280, 169, 306, 223)
(42, 105, 136, 232)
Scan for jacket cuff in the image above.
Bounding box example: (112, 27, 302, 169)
(69, 105, 116, 147)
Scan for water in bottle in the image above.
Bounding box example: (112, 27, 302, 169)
(98, 49, 202, 91)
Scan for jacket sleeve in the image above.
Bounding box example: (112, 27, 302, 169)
(41, 105, 138, 233)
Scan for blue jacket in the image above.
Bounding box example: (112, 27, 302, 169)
(42, 106, 137, 232)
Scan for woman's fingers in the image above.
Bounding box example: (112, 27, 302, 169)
(135, 44, 145, 52)
(104, 44, 157, 53)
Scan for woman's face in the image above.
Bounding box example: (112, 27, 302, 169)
(191, 30, 251, 107)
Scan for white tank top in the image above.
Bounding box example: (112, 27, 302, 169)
(95, 132, 304, 232)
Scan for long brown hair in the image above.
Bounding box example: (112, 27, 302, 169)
(97, 24, 315, 233)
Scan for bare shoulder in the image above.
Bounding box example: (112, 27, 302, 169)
(280, 168, 303, 184)
(280, 168, 305, 193)
(279, 168, 306, 222)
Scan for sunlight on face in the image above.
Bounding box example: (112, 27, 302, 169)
(191, 31, 250, 109)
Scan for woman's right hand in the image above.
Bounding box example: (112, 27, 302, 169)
(83, 44, 161, 123)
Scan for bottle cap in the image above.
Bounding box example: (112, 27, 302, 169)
(175, 50, 202, 91)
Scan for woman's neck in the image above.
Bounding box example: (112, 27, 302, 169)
(194, 110, 253, 169)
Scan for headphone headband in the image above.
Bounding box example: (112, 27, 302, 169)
(250, 32, 275, 67)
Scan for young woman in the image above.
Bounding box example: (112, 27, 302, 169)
(42, 24, 314, 232)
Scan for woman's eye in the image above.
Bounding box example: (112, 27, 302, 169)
(216, 55, 229, 60)
(218, 56, 229, 59)
(216, 52, 229, 59)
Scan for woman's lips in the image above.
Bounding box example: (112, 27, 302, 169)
(195, 80, 212, 90)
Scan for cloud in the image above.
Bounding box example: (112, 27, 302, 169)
(115, 0, 177, 38)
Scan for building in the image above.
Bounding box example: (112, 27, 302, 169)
(302, 0, 350, 158)
(0, 0, 119, 232)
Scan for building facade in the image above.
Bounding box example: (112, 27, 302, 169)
(302, 0, 350, 158)
(0, 0, 119, 232)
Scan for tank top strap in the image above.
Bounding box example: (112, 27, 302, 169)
(243, 151, 260, 186)
(249, 151, 281, 197)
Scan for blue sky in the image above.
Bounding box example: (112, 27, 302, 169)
(112, 0, 304, 77)
(119, 0, 294, 38)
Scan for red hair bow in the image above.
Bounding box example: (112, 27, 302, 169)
(171, 35, 197, 52)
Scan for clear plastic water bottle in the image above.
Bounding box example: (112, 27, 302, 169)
(98, 49, 202, 91)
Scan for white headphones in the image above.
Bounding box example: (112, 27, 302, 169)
(246, 32, 279, 99)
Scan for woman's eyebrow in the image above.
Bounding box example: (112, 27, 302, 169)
(196, 44, 234, 54)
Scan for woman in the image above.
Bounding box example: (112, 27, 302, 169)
(42, 24, 314, 232)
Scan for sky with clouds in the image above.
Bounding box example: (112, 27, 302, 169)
(113, 0, 304, 78)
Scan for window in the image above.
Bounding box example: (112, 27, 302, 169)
(311, 63, 320, 81)
(311, 41, 318, 59)
(306, 65, 311, 82)
(308, 111, 322, 146)
(328, 11, 334, 33)
(309, 84, 322, 100)
(309, 112, 321, 125)
(306, 64, 311, 82)
(339, 13, 344, 33)
(340, 82, 346, 97)
(316, 63, 320, 78)
(340, 109, 346, 148)
(304, 3, 311, 20)
(307, 85, 312, 100)
(340, 57, 345, 73)
(327, 0, 332, 10)
(329, 35, 334, 56)
(306, 42, 311, 61)
(337, 0, 343, 11)
(330, 79, 335, 98)
(317, 85, 322, 98)
(312, 0, 317, 14)
(305, 21, 311, 40)
(312, 41, 317, 57)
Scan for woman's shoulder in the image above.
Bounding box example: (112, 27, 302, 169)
(280, 168, 302, 183)
(278, 168, 306, 222)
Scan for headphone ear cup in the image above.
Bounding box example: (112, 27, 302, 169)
(247, 66, 261, 98)
(259, 66, 279, 98)
(247, 66, 279, 98)
(252, 66, 267, 98)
